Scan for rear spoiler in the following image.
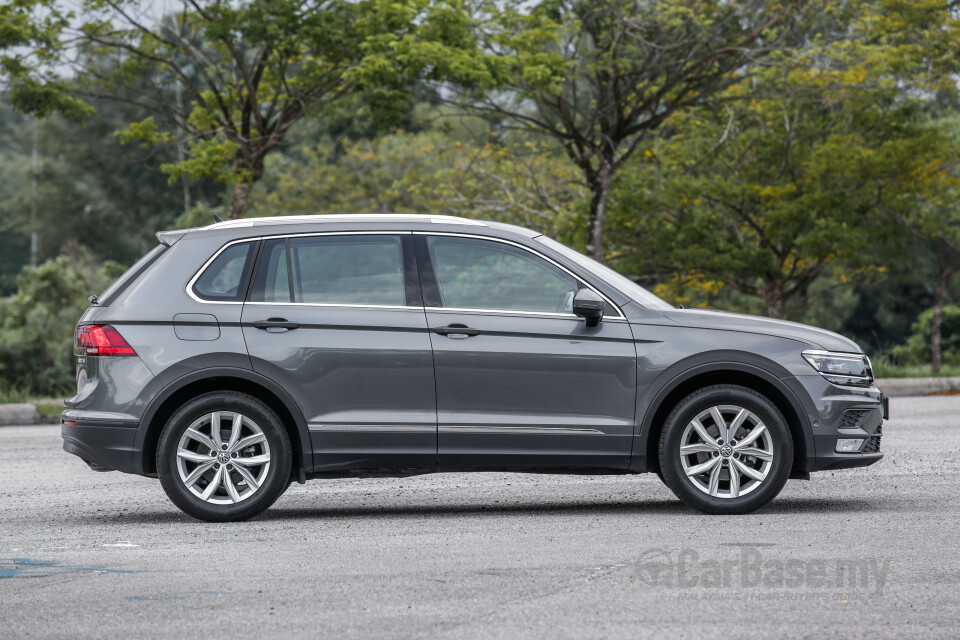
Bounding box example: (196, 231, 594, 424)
(156, 229, 189, 246)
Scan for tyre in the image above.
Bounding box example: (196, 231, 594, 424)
(157, 391, 292, 522)
(658, 384, 792, 515)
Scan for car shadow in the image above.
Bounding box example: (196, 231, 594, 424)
(69, 495, 885, 526)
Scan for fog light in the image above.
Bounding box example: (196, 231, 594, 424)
(836, 438, 864, 453)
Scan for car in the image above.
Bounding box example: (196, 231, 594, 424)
(61, 214, 886, 521)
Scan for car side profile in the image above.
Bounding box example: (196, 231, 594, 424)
(61, 214, 886, 521)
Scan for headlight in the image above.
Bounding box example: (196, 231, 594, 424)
(802, 350, 873, 387)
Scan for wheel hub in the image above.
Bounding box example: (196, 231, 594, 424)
(720, 444, 733, 457)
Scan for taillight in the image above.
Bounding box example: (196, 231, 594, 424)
(76, 325, 136, 356)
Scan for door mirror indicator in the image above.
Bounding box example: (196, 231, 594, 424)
(573, 289, 605, 327)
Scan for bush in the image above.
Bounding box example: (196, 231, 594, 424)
(888, 305, 960, 367)
(0, 252, 123, 397)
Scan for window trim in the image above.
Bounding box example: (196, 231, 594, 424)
(187, 239, 258, 303)
(414, 232, 625, 320)
(185, 230, 624, 319)
(187, 232, 419, 310)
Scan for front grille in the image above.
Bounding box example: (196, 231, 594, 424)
(839, 409, 870, 430)
(863, 424, 882, 453)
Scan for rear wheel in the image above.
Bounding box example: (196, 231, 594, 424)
(157, 391, 292, 522)
(658, 384, 792, 515)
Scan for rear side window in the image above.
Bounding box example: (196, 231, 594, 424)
(250, 235, 406, 306)
(192, 241, 256, 302)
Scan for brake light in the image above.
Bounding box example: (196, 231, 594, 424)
(76, 325, 136, 356)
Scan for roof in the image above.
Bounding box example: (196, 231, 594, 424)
(204, 214, 487, 229)
(156, 213, 537, 247)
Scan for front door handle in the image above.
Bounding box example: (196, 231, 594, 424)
(252, 318, 300, 332)
(433, 324, 481, 337)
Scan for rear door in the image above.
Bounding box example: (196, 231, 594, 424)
(416, 233, 637, 471)
(241, 233, 436, 471)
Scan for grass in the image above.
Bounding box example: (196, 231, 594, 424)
(0, 385, 68, 422)
(871, 361, 960, 379)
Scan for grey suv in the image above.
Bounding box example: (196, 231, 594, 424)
(61, 214, 886, 521)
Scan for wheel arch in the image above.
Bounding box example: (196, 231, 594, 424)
(136, 367, 311, 477)
(637, 362, 812, 478)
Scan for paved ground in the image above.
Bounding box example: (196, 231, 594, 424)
(1, 396, 958, 639)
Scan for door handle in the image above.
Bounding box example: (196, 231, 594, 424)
(433, 324, 481, 337)
(252, 318, 300, 332)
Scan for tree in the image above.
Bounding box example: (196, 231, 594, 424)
(247, 126, 585, 233)
(605, 54, 955, 318)
(7, 0, 487, 218)
(449, 0, 805, 261)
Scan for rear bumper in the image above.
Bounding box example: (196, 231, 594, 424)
(60, 414, 143, 474)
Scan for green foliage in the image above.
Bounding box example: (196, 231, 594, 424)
(0, 251, 123, 396)
(174, 201, 229, 229)
(888, 306, 960, 367)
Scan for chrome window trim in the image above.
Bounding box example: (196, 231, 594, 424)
(185, 230, 625, 320)
(416, 231, 625, 320)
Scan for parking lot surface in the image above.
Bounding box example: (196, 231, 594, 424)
(1, 396, 958, 639)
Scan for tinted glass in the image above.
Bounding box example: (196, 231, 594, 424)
(427, 236, 579, 313)
(251, 235, 405, 306)
(193, 241, 255, 302)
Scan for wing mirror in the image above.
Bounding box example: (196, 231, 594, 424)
(573, 288, 605, 327)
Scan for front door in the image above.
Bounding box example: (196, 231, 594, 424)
(415, 234, 637, 470)
(241, 233, 436, 471)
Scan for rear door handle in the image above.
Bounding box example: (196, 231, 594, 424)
(252, 318, 300, 332)
(433, 324, 481, 337)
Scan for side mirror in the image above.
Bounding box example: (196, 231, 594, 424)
(573, 288, 605, 327)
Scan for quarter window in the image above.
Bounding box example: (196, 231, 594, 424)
(250, 235, 406, 306)
(426, 236, 579, 313)
(192, 241, 256, 302)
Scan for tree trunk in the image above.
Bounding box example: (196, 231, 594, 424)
(931, 263, 948, 374)
(762, 285, 786, 319)
(229, 182, 253, 219)
(586, 164, 613, 263)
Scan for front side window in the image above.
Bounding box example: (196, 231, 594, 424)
(426, 236, 579, 313)
(193, 241, 256, 302)
(250, 235, 406, 306)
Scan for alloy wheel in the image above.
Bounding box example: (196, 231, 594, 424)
(175, 411, 272, 505)
(679, 404, 774, 499)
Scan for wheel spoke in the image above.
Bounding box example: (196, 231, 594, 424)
(177, 448, 212, 464)
(681, 442, 718, 455)
(690, 418, 716, 446)
(710, 407, 729, 442)
(736, 446, 772, 461)
(708, 461, 722, 496)
(233, 462, 260, 491)
(183, 461, 215, 487)
(185, 427, 215, 451)
(233, 433, 266, 452)
(685, 455, 721, 477)
(728, 462, 741, 498)
(227, 414, 243, 450)
(223, 469, 240, 503)
(234, 454, 270, 467)
(733, 458, 766, 482)
(729, 409, 749, 439)
(210, 412, 224, 449)
(737, 423, 767, 449)
(201, 465, 224, 500)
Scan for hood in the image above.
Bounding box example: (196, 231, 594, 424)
(659, 308, 862, 353)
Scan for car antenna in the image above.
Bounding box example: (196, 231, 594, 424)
(213, 214, 224, 223)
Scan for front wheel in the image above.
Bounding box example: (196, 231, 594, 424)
(157, 391, 292, 522)
(658, 384, 793, 515)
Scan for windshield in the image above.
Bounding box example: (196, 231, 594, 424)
(535, 236, 674, 311)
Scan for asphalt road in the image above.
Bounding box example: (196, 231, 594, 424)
(1, 396, 958, 639)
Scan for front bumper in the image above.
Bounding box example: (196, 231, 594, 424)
(60, 413, 141, 474)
